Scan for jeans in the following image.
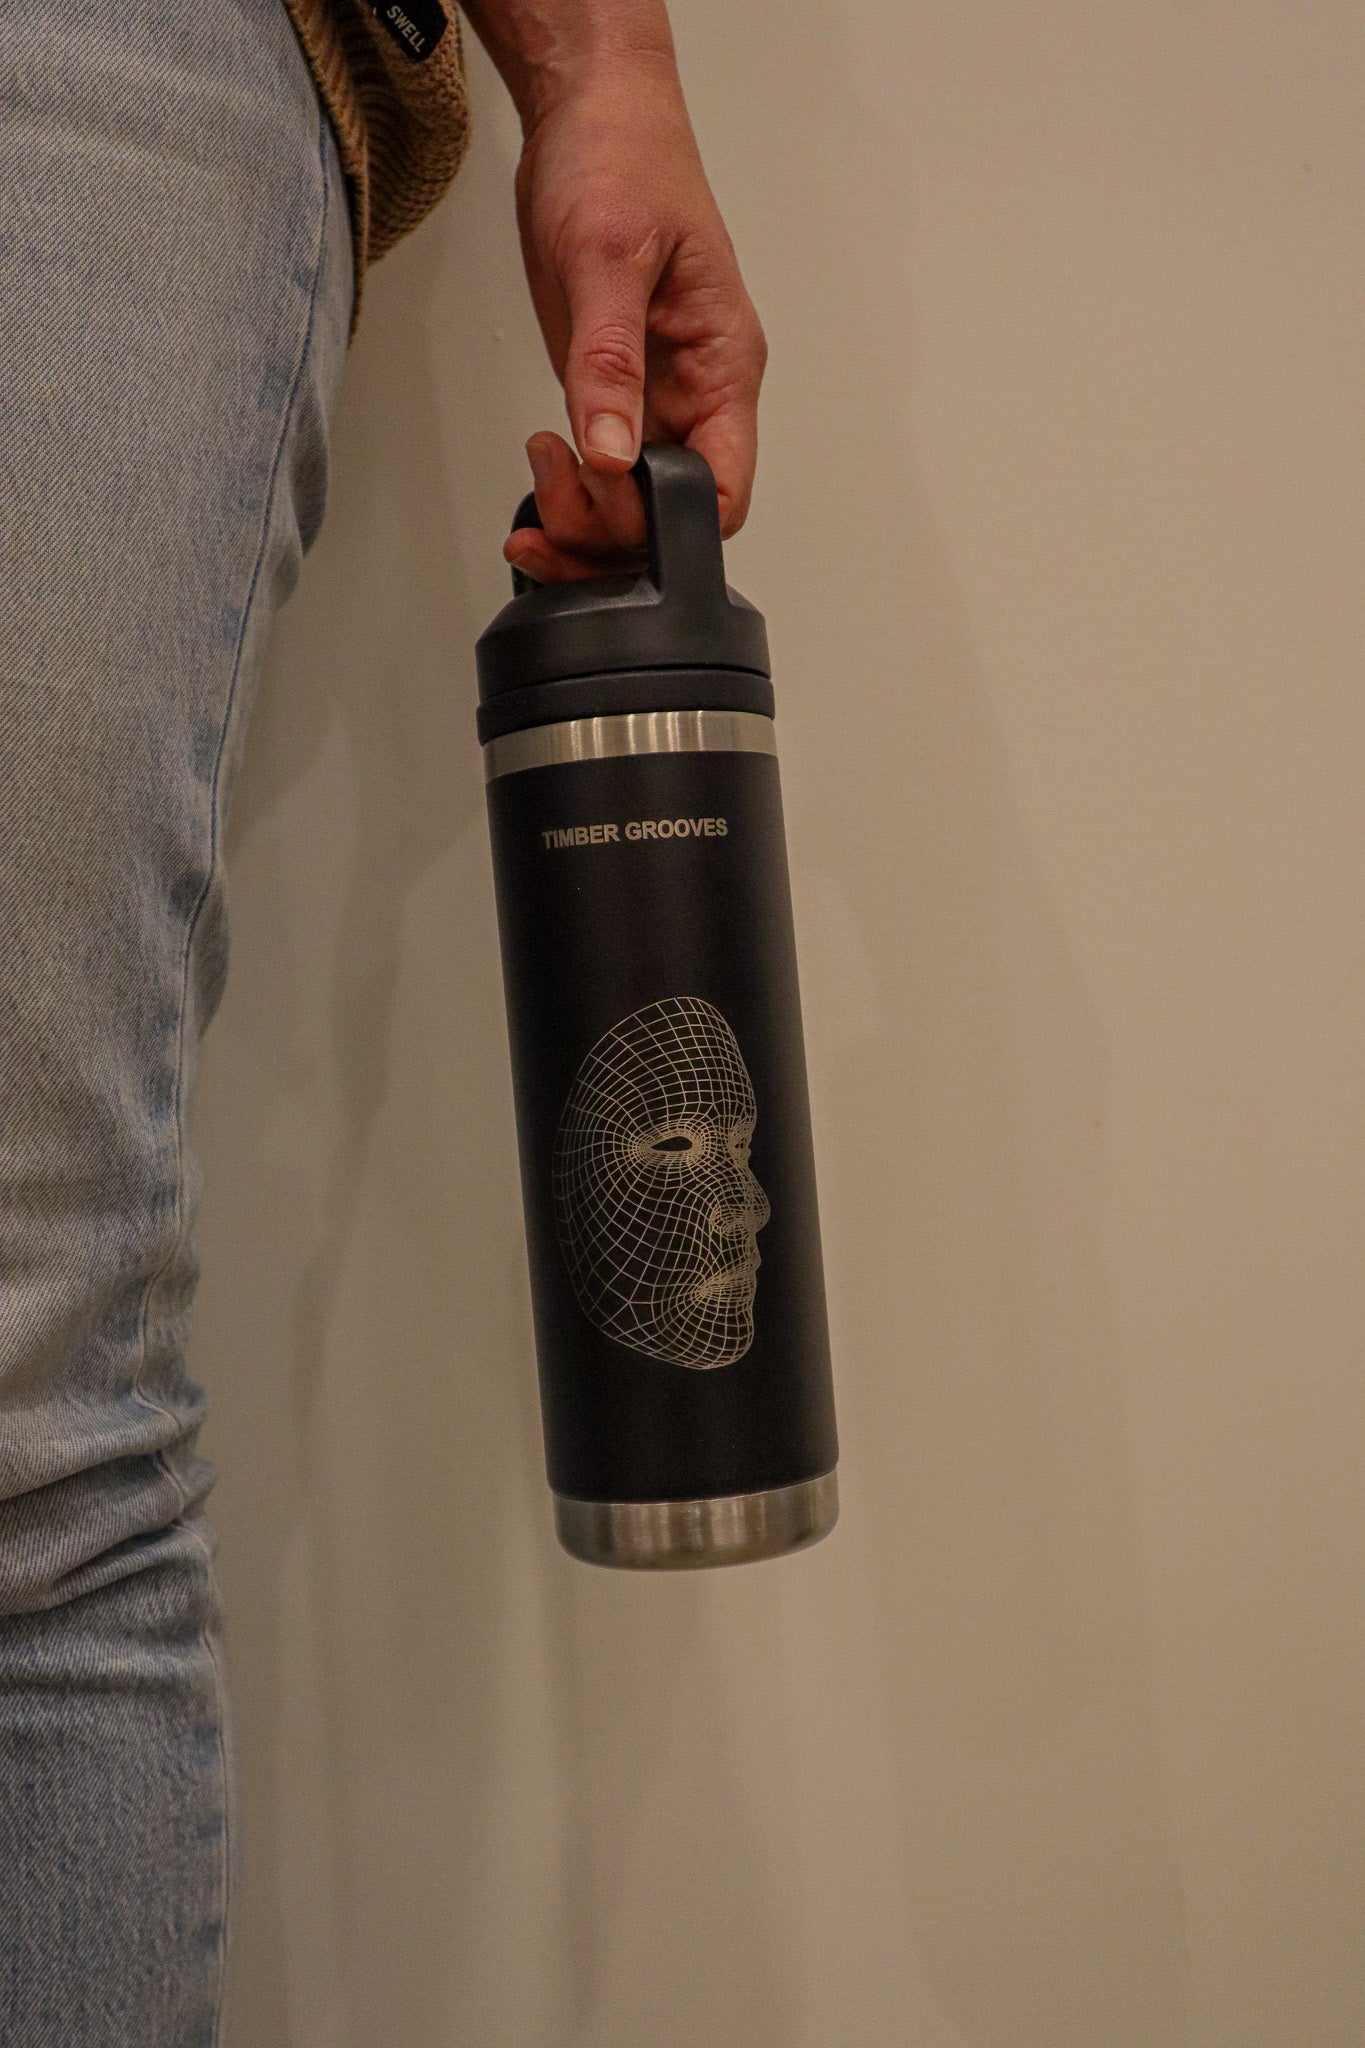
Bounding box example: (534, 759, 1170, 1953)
(0, 0, 353, 2037)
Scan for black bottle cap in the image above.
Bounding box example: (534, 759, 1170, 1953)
(475, 443, 771, 706)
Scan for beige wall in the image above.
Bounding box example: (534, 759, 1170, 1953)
(196, 4, 1365, 2042)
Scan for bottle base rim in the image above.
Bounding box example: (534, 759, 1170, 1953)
(553, 1470, 838, 1570)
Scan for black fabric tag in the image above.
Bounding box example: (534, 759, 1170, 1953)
(366, 0, 449, 63)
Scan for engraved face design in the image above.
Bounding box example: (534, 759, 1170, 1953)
(552, 996, 771, 1367)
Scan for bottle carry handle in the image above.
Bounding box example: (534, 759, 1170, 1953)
(509, 442, 728, 602)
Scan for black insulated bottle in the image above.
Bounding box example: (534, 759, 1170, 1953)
(476, 445, 838, 1568)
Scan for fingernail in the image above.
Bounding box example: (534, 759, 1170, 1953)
(526, 436, 552, 488)
(508, 547, 543, 583)
(584, 414, 636, 463)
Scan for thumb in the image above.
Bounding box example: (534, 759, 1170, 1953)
(562, 233, 661, 472)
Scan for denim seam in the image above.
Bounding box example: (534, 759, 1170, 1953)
(214, 107, 331, 2048)
(128, 92, 336, 2048)
(129, 113, 333, 1460)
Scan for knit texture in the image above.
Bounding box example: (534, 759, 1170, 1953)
(281, 0, 471, 323)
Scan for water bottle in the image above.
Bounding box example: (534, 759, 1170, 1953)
(476, 443, 838, 1568)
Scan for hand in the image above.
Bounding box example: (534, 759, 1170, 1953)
(501, 53, 766, 583)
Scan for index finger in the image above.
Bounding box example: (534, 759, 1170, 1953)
(682, 392, 760, 539)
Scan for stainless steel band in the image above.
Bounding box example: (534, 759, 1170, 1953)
(553, 1470, 839, 1570)
(482, 707, 777, 782)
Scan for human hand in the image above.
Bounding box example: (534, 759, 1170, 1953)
(500, 50, 766, 583)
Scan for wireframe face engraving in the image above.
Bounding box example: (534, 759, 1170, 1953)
(553, 996, 771, 1367)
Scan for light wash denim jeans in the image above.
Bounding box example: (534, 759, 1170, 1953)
(0, 1, 353, 2038)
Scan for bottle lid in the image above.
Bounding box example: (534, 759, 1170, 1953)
(475, 444, 770, 705)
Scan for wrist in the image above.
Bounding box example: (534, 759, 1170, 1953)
(469, 6, 680, 135)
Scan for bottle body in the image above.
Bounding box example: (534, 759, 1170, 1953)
(483, 701, 838, 1566)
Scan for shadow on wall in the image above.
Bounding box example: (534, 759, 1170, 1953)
(195, 99, 544, 2043)
(196, 5, 1189, 2045)
(198, 54, 796, 2048)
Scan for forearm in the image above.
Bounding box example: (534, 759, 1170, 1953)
(465, 0, 765, 576)
(460, 0, 679, 130)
